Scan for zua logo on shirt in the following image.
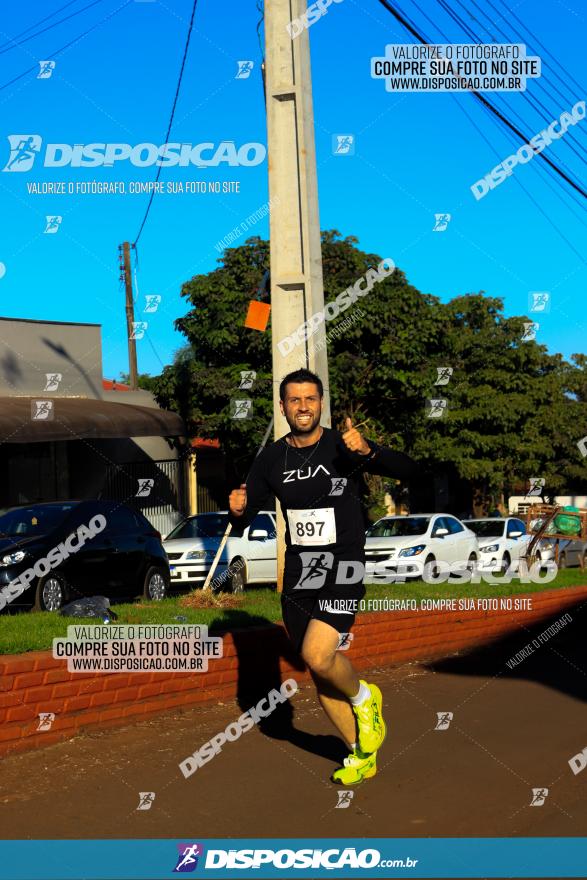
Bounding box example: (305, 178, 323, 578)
(282, 464, 331, 483)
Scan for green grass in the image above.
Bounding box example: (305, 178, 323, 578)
(1, 569, 586, 655)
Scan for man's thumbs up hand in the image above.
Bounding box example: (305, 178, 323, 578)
(342, 416, 370, 455)
(229, 483, 247, 516)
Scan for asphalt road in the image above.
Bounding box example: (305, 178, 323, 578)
(1, 601, 586, 875)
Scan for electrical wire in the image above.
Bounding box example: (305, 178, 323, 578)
(407, 0, 587, 201)
(0, 0, 82, 48)
(256, 0, 267, 111)
(133, 0, 199, 246)
(386, 0, 587, 256)
(456, 96, 587, 262)
(0, 0, 107, 56)
(0, 0, 133, 92)
(464, 0, 586, 121)
(411, 0, 586, 206)
(491, 0, 586, 100)
(375, 0, 587, 199)
(435, 0, 587, 168)
(256, 0, 265, 59)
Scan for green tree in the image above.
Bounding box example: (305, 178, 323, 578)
(118, 372, 159, 393)
(152, 231, 587, 509)
(407, 294, 587, 511)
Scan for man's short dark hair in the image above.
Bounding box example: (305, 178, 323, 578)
(279, 369, 323, 401)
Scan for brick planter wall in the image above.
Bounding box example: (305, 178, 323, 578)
(1, 586, 585, 758)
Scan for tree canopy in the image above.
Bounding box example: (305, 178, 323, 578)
(152, 230, 587, 510)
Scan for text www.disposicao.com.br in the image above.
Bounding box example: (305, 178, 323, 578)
(70, 657, 202, 671)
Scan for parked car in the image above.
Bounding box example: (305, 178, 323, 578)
(534, 538, 587, 569)
(463, 517, 531, 573)
(364, 514, 478, 580)
(164, 510, 277, 592)
(0, 500, 169, 612)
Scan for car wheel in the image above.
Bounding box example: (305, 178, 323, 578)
(423, 554, 439, 580)
(558, 552, 567, 570)
(500, 552, 511, 575)
(229, 558, 246, 594)
(533, 551, 545, 573)
(35, 574, 67, 612)
(143, 566, 169, 601)
(467, 553, 477, 572)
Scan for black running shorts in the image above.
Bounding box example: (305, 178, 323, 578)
(281, 581, 366, 654)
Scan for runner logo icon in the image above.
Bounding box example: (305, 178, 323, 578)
(3, 135, 42, 172)
(530, 788, 549, 806)
(173, 843, 204, 872)
(293, 551, 334, 589)
(435, 711, 453, 730)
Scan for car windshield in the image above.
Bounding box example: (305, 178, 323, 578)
(0, 504, 77, 537)
(366, 517, 430, 538)
(464, 520, 505, 538)
(166, 513, 228, 540)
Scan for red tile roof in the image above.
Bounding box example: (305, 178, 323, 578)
(102, 379, 131, 391)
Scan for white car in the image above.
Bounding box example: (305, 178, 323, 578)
(364, 513, 478, 580)
(164, 510, 277, 593)
(534, 538, 587, 569)
(463, 517, 531, 573)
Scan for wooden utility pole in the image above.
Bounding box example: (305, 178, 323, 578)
(264, 0, 331, 589)
(120, 241, 138, 390)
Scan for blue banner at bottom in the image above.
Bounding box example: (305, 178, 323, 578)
(0, 838, 585, 879)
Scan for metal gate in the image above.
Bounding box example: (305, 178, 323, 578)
(196, 483, 221, 514)
(102, 458, 188, 538)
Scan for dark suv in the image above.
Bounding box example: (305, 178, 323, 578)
(0, 500, 170, 612)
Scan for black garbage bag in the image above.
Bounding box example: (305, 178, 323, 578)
(59, 596, 118, 620)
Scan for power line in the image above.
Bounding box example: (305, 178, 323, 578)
(407, 0, 587, 199)
(465, 0, 585, 115)
(0, 0, 107, 56)
(456, 96, 587, 263)
(0, 0, 82, 48)
(375, 0, 587, 200)
(391, 0, 587, 257)
(0, 0, 132, 92)
(491, 0, 586, 100)
(436, 0, 587, 169)
(133, 0, 199, 246)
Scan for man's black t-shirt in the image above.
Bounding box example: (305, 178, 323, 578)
(229, 427, 417, 591)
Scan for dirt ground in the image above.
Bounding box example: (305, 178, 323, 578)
(1, 604, 586, 878)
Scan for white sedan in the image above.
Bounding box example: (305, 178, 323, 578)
(364, 513, 478, 580)
(164, 510, 277, 592)
(534, 538, 587, 569)
(463, 517, 531, 573)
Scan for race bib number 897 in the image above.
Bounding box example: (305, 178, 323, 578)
(287, 507, 336, 546)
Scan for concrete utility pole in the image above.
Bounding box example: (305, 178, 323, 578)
(119, 241, 138, 390)
(264, 0, 331, 589)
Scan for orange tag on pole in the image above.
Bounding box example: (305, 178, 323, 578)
(244, 300, 271, 331)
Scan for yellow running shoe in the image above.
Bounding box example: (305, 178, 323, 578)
(331, 748, 377, 785)
(352, 681, 386, 754)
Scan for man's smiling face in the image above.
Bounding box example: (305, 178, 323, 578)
(280, 382, 323, 435)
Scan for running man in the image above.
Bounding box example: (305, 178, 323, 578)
(228, 368, 418, 785)
(5, 136, 40, 171)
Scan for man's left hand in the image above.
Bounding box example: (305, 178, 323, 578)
(342, 417, 371, 455)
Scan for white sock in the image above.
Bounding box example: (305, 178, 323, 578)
(350, 742, 357, 752)
(349, 682, 371, 706)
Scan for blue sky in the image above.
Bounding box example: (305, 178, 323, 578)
(0, 0, 585, 380)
